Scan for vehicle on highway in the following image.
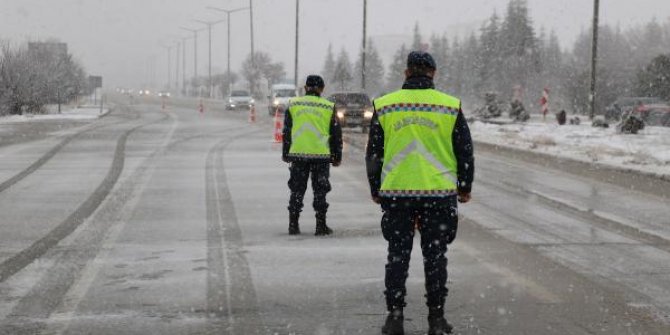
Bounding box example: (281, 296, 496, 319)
(226, 90, 254, 110)
(604, 97, 666, 121)
(157, 91, 171, 98)
(268, 84, 297, 115)
(327, 92, 374, 133)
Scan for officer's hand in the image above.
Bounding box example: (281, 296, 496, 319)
(458, 192, 472, 204)
(372, 196, 382, 204)
(332, 160, 341, 167)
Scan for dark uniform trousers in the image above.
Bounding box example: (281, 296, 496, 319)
(288, 161, 332, 217)
(381, 198, 458, 310)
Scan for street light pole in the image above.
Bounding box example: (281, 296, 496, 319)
(175, 41, 180, 93)
(195, 20, 225, 98)
(181, 27, 205, 96)
(362, 0, 368, 91)
(590, 0, 600, 120)
(207, 7, 250, 95)
(250, 0, 255, 58)
(295, 0, 300, 88)
(182, 37, 187, 95)
(163, 45, 172, 90)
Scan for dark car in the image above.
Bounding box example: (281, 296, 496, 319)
(328, 92, 374, 133)
(605, 97, 666, 121)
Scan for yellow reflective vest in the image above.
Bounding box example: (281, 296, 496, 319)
(287, 95, 335, 160)
(374, 89, 460, 197)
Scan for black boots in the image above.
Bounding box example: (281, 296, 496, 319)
(290, 213, 333, 236)
(314, 214, 333, 236)
(427, 308, 453, 335)
(381, 309, 404, 335)
(288, 213, 300, 235)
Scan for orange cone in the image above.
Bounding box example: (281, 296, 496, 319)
(198, 99, 204, 114)
(273, 107, 283, 143)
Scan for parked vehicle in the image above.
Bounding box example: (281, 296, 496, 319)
(638, 104, 670, 127)
(157, 91, 171, 98)
(268, 84, 297, 115)
(327, 92, 373, 133)
(226, 90, 254, 110)
(604, 97, 666, 121)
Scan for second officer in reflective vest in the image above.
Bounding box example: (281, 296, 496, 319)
(283, 75, 342, 236)
(366, 51, 474, 335)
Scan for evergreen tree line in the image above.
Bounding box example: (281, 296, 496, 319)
(322, 0, 670, 114)
(0, 41, 89, 116)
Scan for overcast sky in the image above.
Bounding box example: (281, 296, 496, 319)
(1, 0, 669, 89)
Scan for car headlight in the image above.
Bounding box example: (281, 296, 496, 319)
(228, 98, 234, 103)
(273, 99, 280, 106)
(249, 99, 255, 104)
(337, 110, 345, 119)
(364, 110, 373, 119)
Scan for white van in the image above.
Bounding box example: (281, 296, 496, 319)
(268, 84, 297, 115)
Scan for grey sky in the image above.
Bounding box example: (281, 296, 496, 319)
(1, 0, 669, 89)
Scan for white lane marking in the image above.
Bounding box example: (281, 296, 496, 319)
(212, 144, 236, 330)
(45, 111, 179, 334)
(456, 242, 562, 304)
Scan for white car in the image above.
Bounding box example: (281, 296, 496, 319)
(226, 90, 254, 110)
(268, 84, 297, 115)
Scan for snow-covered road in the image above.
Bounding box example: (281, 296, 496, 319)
(0, 100, 669, 334)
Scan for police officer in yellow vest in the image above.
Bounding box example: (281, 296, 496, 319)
(366, 52, 474, 335)
(283, 75, 343, 236)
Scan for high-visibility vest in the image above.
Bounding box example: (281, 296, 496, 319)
(374, 89, 461, 197)
(288, 95, 335, 159)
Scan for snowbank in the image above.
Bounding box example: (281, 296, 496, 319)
(470, 120, 670, 178)
(0, 105, 110, 124)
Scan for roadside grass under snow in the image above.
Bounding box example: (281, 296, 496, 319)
(0, 105, 109, 124)
(470, 119, 670, 178)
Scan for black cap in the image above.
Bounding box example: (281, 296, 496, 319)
(305, 75, 325, 88)
(407, 51, 436, 70)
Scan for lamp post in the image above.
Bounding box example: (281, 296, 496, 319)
(295, 0, 300, 88)
(181, 27, 205, 95)
(589, 0, 600, 120)
(194, 19, 226, 98)
(162, 45, 172, 90)
(362, 0, 368, 91)
(207, 6, 251, 94)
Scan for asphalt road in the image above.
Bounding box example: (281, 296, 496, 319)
(0, 99, 669, 334)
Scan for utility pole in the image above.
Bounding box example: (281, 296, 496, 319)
(362, 0, 368, 91)
(295, 0, 300, 88)
(175, 41, 180, 93)
(207, 6, 250, 95)
(250, 0, 255, 58)
(589, 0, 600, 120)
(163, 45, 172, 90)
(195, 19, 226, 99)
(182, 37, 187, 95)
(181, 27, 204, 96)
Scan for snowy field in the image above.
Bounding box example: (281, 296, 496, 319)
(0, 105, 110, 124)
(470, 119, 670, 178)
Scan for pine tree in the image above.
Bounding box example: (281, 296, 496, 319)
(430, 34, 450, 92)
(412, 22, 423, 51)
(332, 48, 353, 91)
(477, 12, 502, 95)
(354, 39, 385, 96)
(386, 44, 407, 91)
(499, 0, 540, 96)
(322, 44, 336, 86)
(637, 54, 670, 101)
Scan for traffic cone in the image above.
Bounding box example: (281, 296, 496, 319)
(249, 104, 256, 123)
(198, 99, 204, 114)
(273, 107, 283, 143)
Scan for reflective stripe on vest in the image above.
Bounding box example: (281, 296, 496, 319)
(288, 96, 335, 159)
(375, 89, 460, 197)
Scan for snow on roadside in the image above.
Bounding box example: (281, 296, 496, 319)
(470, 120, 670, 178)
(0, 105, 110, 124)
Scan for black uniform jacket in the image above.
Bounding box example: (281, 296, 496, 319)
(365, 75, 475, 207)
(282, 92, 343, 164)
